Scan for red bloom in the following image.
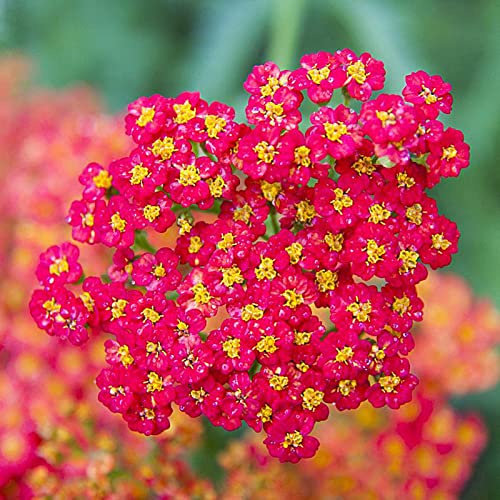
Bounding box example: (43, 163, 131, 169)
(403, 70, 453, 119)
(308, 105, 363, 160)
(79, 162, 113, 202)
(289, 51, 344, 103)
(94, 196, 137, 248)
(237, 125, 294, 181)
(263, 413, 320, 463)
(125, 94, 170, 144)
(335, 48, 386, 101)
(427, 127, 470, 187)
(35, 242, 82, 287)
(132, 247, 181, 292)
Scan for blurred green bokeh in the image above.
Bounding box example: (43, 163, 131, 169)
(2, 0, 499, 497)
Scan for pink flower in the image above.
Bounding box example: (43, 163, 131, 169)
(403, 70, 453, 119)
(35, 242, 82, 286)
(132, 247, 181, 292)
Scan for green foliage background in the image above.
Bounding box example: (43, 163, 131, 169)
(1, 0, 499, 497)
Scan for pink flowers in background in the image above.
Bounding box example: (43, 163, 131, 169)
(28, 48, 475, 463)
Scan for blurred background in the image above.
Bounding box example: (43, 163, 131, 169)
(1, 0, 498, 497)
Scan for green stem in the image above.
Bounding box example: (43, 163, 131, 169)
(267, 0, 306, 68)
(269, 206, 280, 235)
(133, 230, 157, 254)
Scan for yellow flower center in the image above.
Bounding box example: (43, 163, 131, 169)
(222, 338, 241, 359)
(269, 374, 289, 391)
(419, 85, 438, 105)
(136, 106, 155, 127)
(110, 213, 126, 232)
(352, 155, 376, 176)
(255, 257, 277, 280)
(307, 66, 330, 85)
(241, 303, 264, 321)
(285, 242, 303, 264)
(146, 341, 164, 356)
(254, 141, 276, 164)
(143, 204, 161, 222)
(257, 404, 273, 422)
(294, 145, 311, 167)
(335, 346, 354, 363)
(173, 101, 196, 124)
(49, 256, 69, 276)
(294, 331, 312, 345)
(282, 289, 304, 309)
(151, 136, 176, 160)
(204, 114, 226, 138)
(179, 164, 201, 187)
(365, 239, 386, 264)
(177, 217, 192, 235)
(217, 232, 235, 251)
(302, 388, 324, 410)
(82, 212, 94, 227)
(110, 298, 128, 320)
(431, 233, 451, 251)
(261, 181, 282, 202)
(331, 188, 353, 213)
(233, 204, 254, 224)
(282, 431, 304, 449)
(347, 60, 367, 84)
(117, 345, 134, 367)
(188, 236, 203, 254)
(315, 269, 339, 293)
(376, 110, 397, 127)
(264, 101, 284, 121)
(406, 204, 423, 225)
(338, 379, 357, 396)
(142, 307, 162, 324)
(177, 321, 189, 333)
(296, 362, 310, 372)
(392, 295, 411, 315)
(397, 172, 416, 188)
(325, 232, 344, 252)
(295, 200, 316, 224)
(152, 264, 166, 278)
(368, 204, 391, 224)
(346, 299, 372, 322)
(261, 76, 280, 97)
(140, 408, 156, 420)
(221, 265, 244, 287)
(324, 121, 348, 142)
(398, 249, 419, 273)
(441, 145, 457, 161)
(145, 372, 164, 392)
(93, 170, 113, 189)
(191, 283, 212, 305)
(80, 292, 94, 312)
(379, 375, 401, 393)
(255, 335, 278, 354)
(207, 175, 226, 198)
(190, 388, 207, 403)
(129, 164, 150, 185)
(109, 385, 125, 396)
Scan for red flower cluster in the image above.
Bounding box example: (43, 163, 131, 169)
(30, 49, 470, 462)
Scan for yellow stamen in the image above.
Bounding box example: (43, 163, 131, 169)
(347, 60, 367, 84)
(222, 338, 241, 359)
(136, 106, 155, 127)
(179, 164, 201, 187)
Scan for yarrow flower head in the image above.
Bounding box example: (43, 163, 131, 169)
(30, 49, 470, 462)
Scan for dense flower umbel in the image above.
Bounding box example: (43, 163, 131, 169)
(30, 49, 471, 462)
